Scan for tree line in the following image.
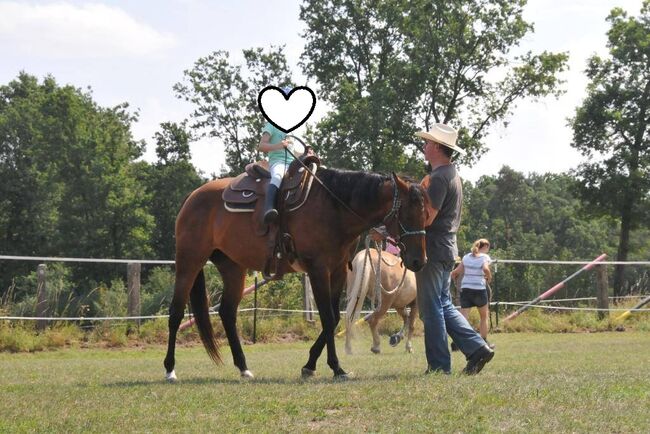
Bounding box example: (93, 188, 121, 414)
(1, 1, 649, 315)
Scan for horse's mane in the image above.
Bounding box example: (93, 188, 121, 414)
(317, 168, 391, 209)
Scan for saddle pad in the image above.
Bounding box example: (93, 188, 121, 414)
(224, 201, 255, 212)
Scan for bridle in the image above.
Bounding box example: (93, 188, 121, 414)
(382, 178, 426, 251)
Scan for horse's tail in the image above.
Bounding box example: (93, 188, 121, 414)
(189, 269, 221, 364)
(345, 251, 374, 337)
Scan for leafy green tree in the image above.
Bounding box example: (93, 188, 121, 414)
(300, 0, 568, 173)
(0, 73, 154, 294)
(53, 101, 153, 262)
(174, 46, 293, 176)
(139, 122, 204, 260)
(461, 167, 619, 302)
(0, 74, 61, 260)
(570, 2, 650, 296)
(300, 0, 419, 172)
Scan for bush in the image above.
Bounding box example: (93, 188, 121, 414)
(89, 323, 129, 348)
(43, 324, 83, 349)
(141, 267, 175, 315)
(239, 313, 321, 343)
(0, 323, 45, 352)
(93, 280, 128, 318)
(0, 299, 648, 353)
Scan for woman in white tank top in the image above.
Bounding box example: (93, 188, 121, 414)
(451, 239, 493, 347)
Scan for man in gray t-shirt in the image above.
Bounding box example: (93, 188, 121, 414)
(425, 163, 462, 262)
(415, 123, 494, 375)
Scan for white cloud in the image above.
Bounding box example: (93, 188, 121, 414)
(0, 2, 177, 59)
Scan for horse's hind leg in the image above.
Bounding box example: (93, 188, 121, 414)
(164, 263, 203, 381)
(212, 251, 251, 378)
(368, 294, 393, 354)
(366, 311, 382, 354)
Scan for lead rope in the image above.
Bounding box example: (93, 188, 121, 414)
(364, 236, 408, 299)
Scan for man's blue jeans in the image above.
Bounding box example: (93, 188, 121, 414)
(416, 260, 485, 373)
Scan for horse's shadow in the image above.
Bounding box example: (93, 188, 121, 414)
(102, 372, 407, 388)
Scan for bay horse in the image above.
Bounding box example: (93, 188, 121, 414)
(164, 167, 432, 381)
(344, 247, 418, 355)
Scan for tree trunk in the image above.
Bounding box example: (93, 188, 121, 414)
(613, 203, 632, 297)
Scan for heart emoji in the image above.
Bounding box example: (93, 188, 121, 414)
(257, 86, 316, 133)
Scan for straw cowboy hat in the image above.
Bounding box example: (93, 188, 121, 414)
(415, 123, 466, 155)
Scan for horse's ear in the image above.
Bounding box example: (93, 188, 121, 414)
(420, 174, 430, 189)
(392, 172, 407, 190)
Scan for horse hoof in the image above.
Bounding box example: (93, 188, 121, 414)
(240, 370, 254, 379)
(371, 347, 381, 354)
(301, 367, 316, 379)
(389, 335, 402, 347)
(334, 372, 352, 381)
(406, 346, 414, 354)
(165, 370, 177, 383)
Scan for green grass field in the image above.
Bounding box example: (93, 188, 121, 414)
(1, 332, 648, 433)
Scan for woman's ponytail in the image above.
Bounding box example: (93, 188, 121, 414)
(471, 238, 490, 255)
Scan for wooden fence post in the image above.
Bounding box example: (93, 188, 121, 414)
(127, 262, 141, 329)
(36, 264, 47, 331)
(596, 264, 609, 320)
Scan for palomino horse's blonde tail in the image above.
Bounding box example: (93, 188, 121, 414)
(345, 251, 374, 340)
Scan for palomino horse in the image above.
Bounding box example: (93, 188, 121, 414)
(344, 247, 417, 355)
(164, 167, 431, 381)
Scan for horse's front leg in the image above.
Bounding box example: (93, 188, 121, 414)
(405, 301, 418, 354)
(302, 265, 348, 379)
(326, 267, 348, 378)
(389, 307, 408, 349)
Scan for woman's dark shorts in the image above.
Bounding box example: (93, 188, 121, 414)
(460, 288, 488, 308)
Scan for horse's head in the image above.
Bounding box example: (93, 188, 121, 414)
(382, 173, 430, 272)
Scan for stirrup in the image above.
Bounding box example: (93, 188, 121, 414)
(263, 250, 282, 280)
(263, 209, 278, 224)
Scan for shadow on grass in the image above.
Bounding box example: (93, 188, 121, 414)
(101, 372, 420, 388)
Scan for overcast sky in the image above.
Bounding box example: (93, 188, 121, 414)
(0, 0, 643, 182)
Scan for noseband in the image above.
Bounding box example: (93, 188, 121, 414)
(382, 178, 426, 251)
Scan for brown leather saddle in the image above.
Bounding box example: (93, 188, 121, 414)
(222, 154, 320, 216)
(222, 147, 321, 280)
